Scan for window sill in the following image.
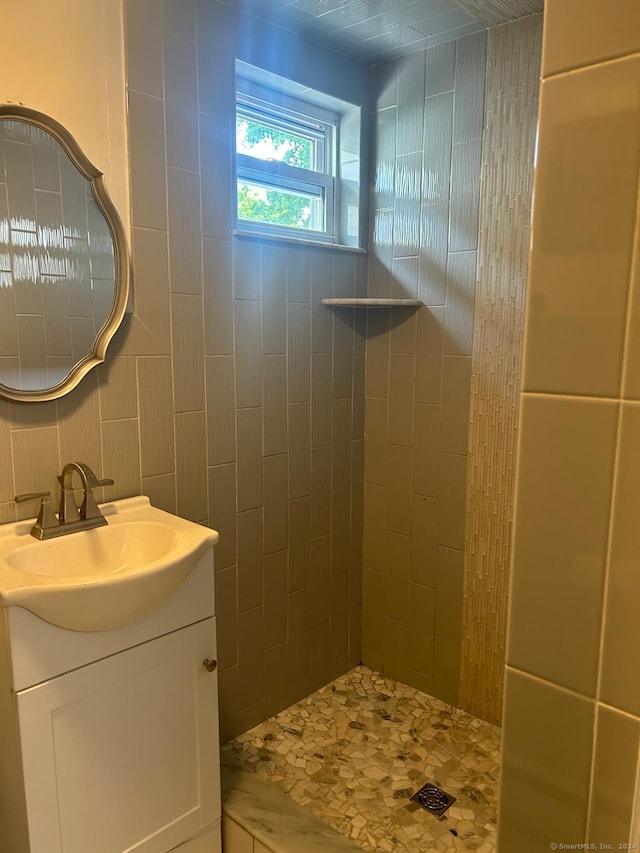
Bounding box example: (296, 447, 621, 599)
(233, 229, 367, 255)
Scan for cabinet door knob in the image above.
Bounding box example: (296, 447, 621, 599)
(202, 658, 217, 672)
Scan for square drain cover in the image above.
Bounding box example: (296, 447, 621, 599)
(410, 783, 456, 818)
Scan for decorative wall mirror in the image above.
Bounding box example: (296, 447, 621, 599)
(0, 105, 130, 402)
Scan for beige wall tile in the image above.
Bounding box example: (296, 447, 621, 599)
(263, 550, 288, 650)
(311, 351, 332, 448)
(415, 305, 444, 404)
(410, 494, 437, 588)
(444, 250, 477, 356)
(236, 407, 263, 512)
(408, 583, 436, 675)
(261, 245, 287, 354)
(203, 237, 233, 356)
(127, 91, 167, 231)
(365, 310, 390, 399)
(237, 507, 264, 613)
(332, 399, 352, 490)
(623, 227, 640, 400)
(311, 445, 331, 539)
(128, 227, 171, 355)
(384, 617, 410, 684)
(602, 403, 640, 715)
(351, 440, 364, 526)
(101, 418, 141, 501)
(287, 248, 311, 302)
(413, 403, 440, 497)
(288, 496, 311, 593)
(57, 373, 102, 477)
(214, 565, 238, 671)
(237, 605, 264, 709)
(171, 293, 205, 412)
(125, 0, 163, 98)
(384, 531, 410, 622)
(352, 353, 366, 440)
(137, 356, 174, 477)
(233, 239, 261, 301)
(264, 642, 289, 719)
(350, 524, 363, 609)
(234, 299, 262, 408)
(141, 472, 176, 514)
(386, 444, 412, 536)
(441, 356, 471, 454)
(523, 58, 640, 397)
(288, 587, 310, 682)
(388, 354, 415, 447)
(11, 425, 59, 507)
(588, 705, 640, 845)
(288, 403, 311, 499)
(542, 0, 640, 76)
(389, 308, 417, 354)
(287, 302, 311, 403)
(311, 254, 334, 354)
(208, 463, 237, 571)
(364, 397, 388, 487)
(310, 622, 331, 691)
(332, 311, 354, 400)
(262, 354, 287, 457)
(435, 546, 463, 643)
(163, 32, 198, 172)
(363, 483, 386, 571)
(200, 114, 233, 241)
(167, 167, 202, 294)
(175, 410, 207, 521)
(98, 357, 138, 421)
(197, 0, 235, 121)
(310, 536, 331, 627)
(206, 355, 236, 465)
(330, 572, 350, 662)
(438, 452, 467, 550)
(163, 0, 196, 40)
(263, 453, 288, 555)
(433, 636, 460, 706)
(509, 395, 617, 696)
(499, 668, 594, 851)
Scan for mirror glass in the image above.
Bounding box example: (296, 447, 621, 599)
(0, 107, 129, 402)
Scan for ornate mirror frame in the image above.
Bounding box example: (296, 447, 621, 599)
(0, 104, 130, 402)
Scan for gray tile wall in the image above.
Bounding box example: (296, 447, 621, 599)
(362, 31, 487, 706)
(0, 0, 367, 743)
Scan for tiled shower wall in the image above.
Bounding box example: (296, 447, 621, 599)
(361, 32, 487, 706)
(459, 14, 542, 726)
(499, 0, 640, 846)
(0, 0, 368, 743)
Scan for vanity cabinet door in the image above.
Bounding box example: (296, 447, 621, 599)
(16, 618, 220, 853)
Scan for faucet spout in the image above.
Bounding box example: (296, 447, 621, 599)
(58, 463, 114, 524)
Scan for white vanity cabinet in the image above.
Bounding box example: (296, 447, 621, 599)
(0, 556, 222, 853)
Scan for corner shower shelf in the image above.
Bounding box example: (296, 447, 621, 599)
(321, 298, 423, 307)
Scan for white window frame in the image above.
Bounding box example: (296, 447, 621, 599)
(235, 83, 340, 245)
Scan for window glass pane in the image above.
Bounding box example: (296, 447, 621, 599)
(236, 116, 316, 170)
(237, 180, 323, 231)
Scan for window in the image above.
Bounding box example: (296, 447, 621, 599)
(235, 62, 363, 249)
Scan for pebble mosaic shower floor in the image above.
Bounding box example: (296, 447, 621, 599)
(221, 666, 501, 852)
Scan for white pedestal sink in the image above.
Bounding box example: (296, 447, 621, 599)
(0, 496, 222, 853)
(0, 495, 217, 632)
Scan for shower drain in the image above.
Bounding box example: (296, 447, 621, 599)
(410, 783, 456, 818)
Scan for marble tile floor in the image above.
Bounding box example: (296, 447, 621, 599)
(222, 666, 501, 852)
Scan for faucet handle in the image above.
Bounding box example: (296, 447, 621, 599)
(15, 491, 50, 503)
(95, 478, 114, 488)
(14, 493, 59, 539)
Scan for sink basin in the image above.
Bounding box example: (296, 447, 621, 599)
(0, 496, 218, 632)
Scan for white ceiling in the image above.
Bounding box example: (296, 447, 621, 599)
(224, 0, 544, 62)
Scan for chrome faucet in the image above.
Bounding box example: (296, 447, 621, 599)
(15, 462, 114, 540)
